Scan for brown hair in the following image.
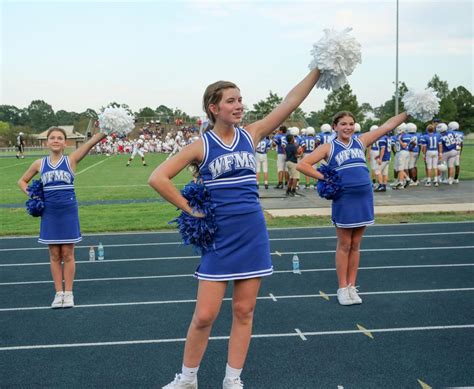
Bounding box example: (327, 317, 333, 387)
(47, 127, 67, 140)
(426, 124, 435, 132)
(202, 81, 239, 127)
(332, 111, 356, 127)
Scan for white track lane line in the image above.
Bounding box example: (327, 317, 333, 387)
(1, 245, 473, 267)
(1, 287, 473, 312)
(1, 324, 472, 351)
(0, 220, 471, 239)
(1, 263, 474, 285)
(1, 231, 472, 252)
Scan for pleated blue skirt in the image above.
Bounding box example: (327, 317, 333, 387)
(39, 199, 82, 245)
(332, 183, 374, 228)
(195, 210, 273, 281)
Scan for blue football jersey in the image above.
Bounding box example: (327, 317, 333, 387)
(301, 135, 317, 154)
(256, 138, 271, 154)
(440, 131, 457, 152)
(273, 133, 287, 154)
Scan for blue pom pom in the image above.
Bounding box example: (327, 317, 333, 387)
(25, 179, 45, 217)
(169, 180, 217, 253)
(26, 197, 45, 217)
(316, 165, 343, 200)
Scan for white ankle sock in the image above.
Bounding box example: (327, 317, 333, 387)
(181, 365, 199, 381)
(225, 363, 242, 380)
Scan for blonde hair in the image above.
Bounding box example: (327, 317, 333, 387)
(202, 81, 239, 127)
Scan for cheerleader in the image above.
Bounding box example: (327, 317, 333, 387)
(150, 69, 321, 389)
(18, 128, 106, 308)
(297, 111, 408, 306)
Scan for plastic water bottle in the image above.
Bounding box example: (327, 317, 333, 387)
(292, 254, 301, 274)
(89, 246, 95, 262)
(98, 242, 104, 261)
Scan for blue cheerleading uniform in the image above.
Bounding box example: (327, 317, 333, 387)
(326, 138, 374, 228)
(196, 127, 273, 281)
(38, 156, 82, 244)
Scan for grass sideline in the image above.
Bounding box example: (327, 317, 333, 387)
(1, 147, 473, 236)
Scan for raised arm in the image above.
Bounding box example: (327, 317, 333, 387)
(17, 159, 42, 195)
(69, 133, 107, 169)
(246, 69, 320, 144)
(148, 140, 204, 215)
(359, 112, 408, 148)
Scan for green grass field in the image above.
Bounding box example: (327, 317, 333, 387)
(1, 146, 473, 235)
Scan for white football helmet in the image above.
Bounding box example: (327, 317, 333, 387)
(354, 123, 361, 133)
(300, 128, 307, 136)
(289, 127, 299, 136)
(406, 123, 417, 133)
(306, 126, 315, 136)
(320, 124, 332, 133)
(139, 134, 145, 140)
(369, 125, 379, 132)
(437, 161, 448, 172)
(448, 121, 460, 131)
(436, 123, 448, 133)
(396, 123, 407, 135)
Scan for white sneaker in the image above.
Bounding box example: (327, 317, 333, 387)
(51, 292, 63, 308)
(424, 181, 431, 187)
(223, 377, 244, 389)
(163, 374, 198, 389)
(62, 292, 74, 308)
(409, 181, 419, 186)
(448, 178, 454, 185)
(348, 284, 363, 304)
(337, 287, 353, 306)
(454, 179, 460, 184)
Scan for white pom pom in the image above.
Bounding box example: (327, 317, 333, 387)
(98, 107, 135, 137)
(401, 88, 440, 122)
(309, 28, 362, 90)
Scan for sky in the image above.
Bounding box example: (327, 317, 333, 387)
(1, 0, 473, 118)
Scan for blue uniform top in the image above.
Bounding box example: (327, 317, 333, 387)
(40, 156, 76, 203)
(420, 132, 441, 152)
(440, 131, 457, 152)
(319, 131, 336, 145)
(273, 133, 287, 154)
(326, 137, 371, 187)
(370, 140, 380, 152)
(408, 133, 421, 153)
(378, 136, 391, 161)
(294, 135, 302, 146)
(390, 134, 399, 153)
(199, 127, 259, 215)
(301, 135, 317, 154)
(454, 131, 464, 150)
(256, 138, 271, 154)
(398, 133, 412, 151)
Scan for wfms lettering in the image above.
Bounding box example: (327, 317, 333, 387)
(42, 170, 73, 185)
(209, 152, 256, 179)
(335, 148, 366, 166)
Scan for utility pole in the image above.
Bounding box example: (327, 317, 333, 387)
(395, 0, 400, 115)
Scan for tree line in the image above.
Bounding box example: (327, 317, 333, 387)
(0, 74, 472, 145)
